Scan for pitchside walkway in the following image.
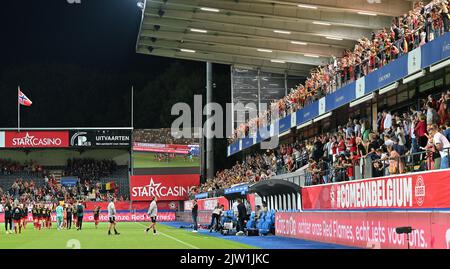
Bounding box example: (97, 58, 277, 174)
(165, 222, 357, 249)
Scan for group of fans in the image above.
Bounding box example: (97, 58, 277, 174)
(229, 0, 450, 143)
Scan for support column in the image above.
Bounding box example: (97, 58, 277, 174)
(206, 62, 214, 179)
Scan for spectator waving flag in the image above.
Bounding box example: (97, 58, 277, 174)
(18, 87, 32, 106)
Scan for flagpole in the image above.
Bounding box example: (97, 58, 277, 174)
(131, 85, 134, 129)
(18, 86, 20, 132)
(131, 85, 134, 176)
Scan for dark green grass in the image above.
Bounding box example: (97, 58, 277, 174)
(133, 152, 200, 168)
(0, 222, 256, 249)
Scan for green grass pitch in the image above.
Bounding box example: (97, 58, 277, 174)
(133, 152, 200, 168)
(0, 222, 256, 249)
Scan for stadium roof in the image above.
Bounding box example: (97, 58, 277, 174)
(136, 0, 412, 76)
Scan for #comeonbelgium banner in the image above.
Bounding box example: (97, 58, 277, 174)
(301, 169, 450, 210)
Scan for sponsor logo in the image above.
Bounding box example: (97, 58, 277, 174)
(12, 132, 63, 147)
(95, 135, 130, 142)
(131, 178, 195, 199)
(335, 96, 344, 103)
(443, 42, 450, 53)
(335, 177, 413, 209)
(330, 185, 336, 208)
(304, 112, 310, 118)
(169, 202, 176, 210)
(415, 176, 426, 206)
(379, 73, 391, 83)
(70, 132, 91, 146)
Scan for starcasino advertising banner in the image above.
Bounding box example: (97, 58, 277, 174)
(69, 129, 131, 148)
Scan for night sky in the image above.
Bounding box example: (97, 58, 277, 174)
(0, 0, 226, 129)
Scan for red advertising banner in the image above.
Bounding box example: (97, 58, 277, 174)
(133, 142, 191, 154)
(184, 197, 229, 211)
(0, 211, 176, 223)
(276, 211, 450, 249)
(84, 202, 131, 211)
(130, 174, 200, 201)
(301, 169, 450, 210)
(5, 131, 69, 148)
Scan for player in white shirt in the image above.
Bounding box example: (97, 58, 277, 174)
(146, 196, 158, 235)
(107, 197, 120, 235)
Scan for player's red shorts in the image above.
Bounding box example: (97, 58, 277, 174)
(13, 219, 21, 224)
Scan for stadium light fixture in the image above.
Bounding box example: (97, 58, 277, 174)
(270, 59, 286, 64)
(313, 21, 331, 26)
(297, 4, 318, 9)
(326, 36, 343, 41)
(403, 70, 426, 84)
(274, 30, 291, 35)
(297, 120, 312, 129)
(430, 58, 450, 72)
(190, 28, 208, 33)
(313, 112, 332, 122)
(291, 41, 307, 45)
(304, 54, 319, 58)
(357, 11, 377, 16)
(378, 82, 399, 95)
(257, 49, 273, 53)
(180, 49, 196, 53)
(200, 7, 220, 12)
(350, 93, 374, 107)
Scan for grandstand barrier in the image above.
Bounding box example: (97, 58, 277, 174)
(0, 211, 176, 223)
(275, 168, 450, 249)
(176, 211, 211, 225)
(275, 211, 450, 249)
(301, 169, 450, 210)
(184, 196, 229, 211)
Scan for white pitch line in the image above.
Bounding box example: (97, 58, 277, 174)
(135, 222, 199, 249)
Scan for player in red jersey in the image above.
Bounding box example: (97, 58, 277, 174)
(21, 204, 28, 230)
(93, 206, 101, 228)
(31, 204, 39, 230)
(12, 203, 23, 234)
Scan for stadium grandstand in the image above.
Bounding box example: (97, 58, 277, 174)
(136, 0, 450, 249)
(0, 128, 132, 206)
(1, 0, 450, 251)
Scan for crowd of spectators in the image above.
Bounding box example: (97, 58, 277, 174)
(195, 91, 450, 193)
(230, 0, 450, 144)
(0, 177, 126, 206)
(0, 159, 44, 175)
(0, 158, 127, 205)
(64, 158, 117, 182)
(134, 129, 199, 145)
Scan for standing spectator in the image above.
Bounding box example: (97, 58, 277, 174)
(76, 201, 84, 231)
(383, 110, 393, 133)
(236, 198, 247, 236)
(191, 199, 198, 233)
(429, 124, 450, 169)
